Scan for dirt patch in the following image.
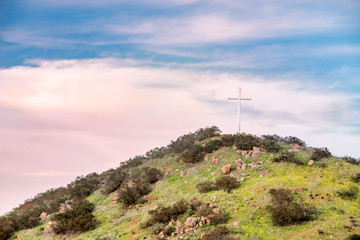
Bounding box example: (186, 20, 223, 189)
(124, 217, 141, 232)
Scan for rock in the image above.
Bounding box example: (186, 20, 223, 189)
(236, 150, 242, 155)
(180, 170, 185, 177)
(164, 171, 169, 177)
(211, 157, 219, 165)
(253, 146, 260, 152)
(221, 164, 232, 174)
(258, 161, 263, 165)
(211, 136, 222, 141)
(199, 216, 211, 226)
(204, 155, 209, 161)
(308, 160, 314, 166)
(241, 164, 247, 171)
(240, 177, 245, 182)
(221, 197, 226, 201)
(110, 199, 117, 205)
(185, 217, 197, 229)
(234, 206, 238, 213)
(210, 171, 216, 175)
(158, 231, 165, 238)
(235, 159, 245, 171)
(39, 212, 48, 219)
(211, 196, 217, 202)
(233, 221, 240, 226)
(240, 150, 248, 157)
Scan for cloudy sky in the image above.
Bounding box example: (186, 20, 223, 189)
(0, 0, 359, 215)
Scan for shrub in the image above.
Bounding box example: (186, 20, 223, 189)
(52, 199, 96, 234)
(352, 173, 360, 183)
(194, 126, 221, 141)
(201, 226, 235, 240)
(69, 173, 100, 199)
(221, 134, 237, 147)
(311, 147, 331, 161)
(283, 136, 306, 147)
(145, 147, 169, 160)
(117, 181, 152, 206)
(203, 140, 222, 153)
(196, 181, 216, 193)
(261, 138, 281, 153)
(148, 200, 189, 224)
(150, 223, 166, 235)
(181, 144, 205, 163)
(168, 133, 195, 154)
(342, 156, 360, 166)
(272, 152, 304, 165)
(234, 134, 261, 150)
(215, 176, 240, 192)
(163, 225, 176, 235)
(348, 234, 360, 240)
(142, 167, 164, 184)
(268, 188, 316, 226)
(103, 169, 128, 194)
(337, 187, 358, 200)
(0, 217, 15, 240)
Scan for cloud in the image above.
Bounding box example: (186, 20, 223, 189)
(0, 58, 359, 215)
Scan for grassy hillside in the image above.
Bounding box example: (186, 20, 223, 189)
(5, 130, 360, 240)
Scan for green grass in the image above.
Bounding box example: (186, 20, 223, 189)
(12, 146, 360, 240)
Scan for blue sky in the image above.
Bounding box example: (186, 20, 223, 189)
(0, 0, 359, 215)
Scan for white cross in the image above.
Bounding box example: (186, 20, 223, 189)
(227, 87, 252, 134)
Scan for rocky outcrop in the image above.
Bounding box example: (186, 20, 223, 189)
(221, 164, 232, 174)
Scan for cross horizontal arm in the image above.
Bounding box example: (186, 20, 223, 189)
(227, 98, 252, 101)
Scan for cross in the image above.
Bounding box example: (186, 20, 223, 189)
(227, 87, 252, 134)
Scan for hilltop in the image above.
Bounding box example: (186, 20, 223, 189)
(1, 127, 360, 240)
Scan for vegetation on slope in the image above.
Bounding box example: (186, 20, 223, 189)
(1, 126, 360, 240)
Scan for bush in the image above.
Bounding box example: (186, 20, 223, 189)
(103, 169, 128, 194)
(352, 173, 360, 183)
(221, 134, 237, 147)
(168, 133, 196, 154)
(273, 152, 304, 165)
(142, 167, 164, 184)
(342, 156, 360, 166)
(201, 226, 235, 240)
(117, 181, 152, 206)
(261, 138, 281, 153)
(150, 223, 165, 235)
(163, 225, 176, 235)
(0, 217, 15, 240)
(181, 144, 205, 163)
(196, 181, 216, 193)
(311, 147, 331, 161)
(145, 147, 169, 160)
(203, 140, 222, 153)
(348, 234, 360, 240)
(148, 200, 189, 224)
(194, 126, 221, 141)
(283, 136, 306, 147)
(52, 199, 96, 234)
(234, 134, 261, 150)
(215, 176, 240, 193)
(268, 188, 316, 226)
(337, 187, 358, 200)
(69, 173, 100, 199)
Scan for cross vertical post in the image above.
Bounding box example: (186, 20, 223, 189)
(228, 87, 252, 134)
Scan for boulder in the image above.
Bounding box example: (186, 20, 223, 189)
(241, 164, 247, 171)
(39, 212, 48, 219)
(185, 217, 197, 229)
(211, 157, 220, 165)
(210, 196, 217, 202)
(308, 160, 314, 166)
(180, 170, 185, 177)
(211, 136, 222, 141)
(253, 146, 260, 152)
(221, 164, 232, 174)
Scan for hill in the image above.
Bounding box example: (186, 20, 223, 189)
(1, 127, 360, 240)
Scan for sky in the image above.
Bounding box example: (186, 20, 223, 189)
(0, 0, 359, 215)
